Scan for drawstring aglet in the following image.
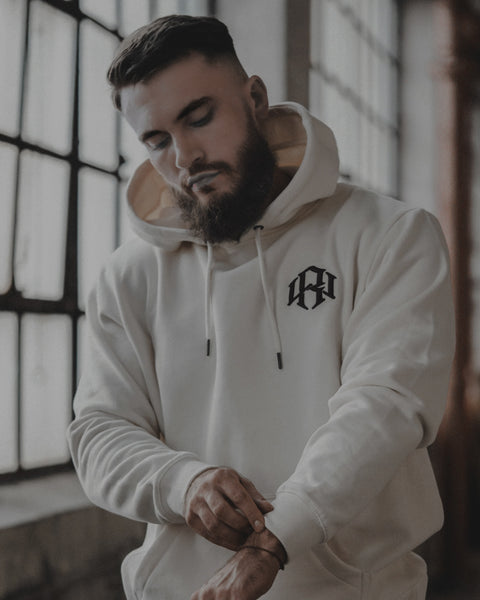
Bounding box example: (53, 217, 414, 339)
(206, 339, 211, 357)
(277, 352, 283, 370)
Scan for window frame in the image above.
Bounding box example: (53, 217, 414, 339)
(0, 0, 215, 483)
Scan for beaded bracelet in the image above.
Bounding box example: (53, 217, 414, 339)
(241, 545, 285, 570)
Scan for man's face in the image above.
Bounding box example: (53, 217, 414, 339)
(120, 53, 276, 242)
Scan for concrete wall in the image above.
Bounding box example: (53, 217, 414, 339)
(0, 506, 145, 600)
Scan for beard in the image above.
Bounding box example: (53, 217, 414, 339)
(173, 115, 276, 244)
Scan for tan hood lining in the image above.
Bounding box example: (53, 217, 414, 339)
(128, 105, 308, 224)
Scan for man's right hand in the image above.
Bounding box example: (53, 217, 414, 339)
(184, 467, 274, 551)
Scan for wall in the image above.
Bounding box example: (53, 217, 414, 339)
(399, 0, 439, 215)
(0, 506, 145, 600)
(0, 474, 145, 600)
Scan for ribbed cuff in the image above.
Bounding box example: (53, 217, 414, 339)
(160, 457, 215, 520)
(264, 490, 327, 561)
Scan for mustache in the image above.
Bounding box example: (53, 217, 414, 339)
(182, 161, 233, 185)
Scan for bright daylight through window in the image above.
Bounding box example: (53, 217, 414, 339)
(0, 0, 211, 479)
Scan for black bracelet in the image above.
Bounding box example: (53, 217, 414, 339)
(241, 545, 285, 570)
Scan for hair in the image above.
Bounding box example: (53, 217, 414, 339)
(107, 14, 247, 111)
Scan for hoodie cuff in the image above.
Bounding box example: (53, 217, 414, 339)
(264, 490, 327, 561)
(160, 456, 215, 521)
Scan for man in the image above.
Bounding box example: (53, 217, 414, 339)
(67, 14, 455, 600)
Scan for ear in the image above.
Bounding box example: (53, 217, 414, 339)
(246, 76, 269, 121)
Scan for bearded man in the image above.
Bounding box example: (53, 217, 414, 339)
(68, 15, 455, 600)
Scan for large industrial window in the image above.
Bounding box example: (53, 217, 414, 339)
(309, 0, 399, 197)
(0, 0, 213, 480)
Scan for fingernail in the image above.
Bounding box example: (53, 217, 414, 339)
(254, 520, 263, 531)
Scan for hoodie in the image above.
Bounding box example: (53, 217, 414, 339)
(67, 102, 455, 600)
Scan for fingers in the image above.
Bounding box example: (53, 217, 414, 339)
(210, 495, 251, 531)
(185, 467, 273, 549)
(240, 476, 274, 514)
(188, 507, 248, 551)
(220, 472, 266, 532)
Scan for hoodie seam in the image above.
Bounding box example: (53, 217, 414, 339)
(363, 208, 420, 289)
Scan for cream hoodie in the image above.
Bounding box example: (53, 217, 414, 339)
(67, 103, 455, 600)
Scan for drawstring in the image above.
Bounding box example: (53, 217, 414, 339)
(253, 226, 284, 370)
(205, 243, 213, 356)
(203, 230, 284, 370)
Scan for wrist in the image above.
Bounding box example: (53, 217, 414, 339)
(241, 528, 288, 570)
(240, 546, 284, 571)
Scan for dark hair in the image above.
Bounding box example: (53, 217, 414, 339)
(107, 14, 245, 110)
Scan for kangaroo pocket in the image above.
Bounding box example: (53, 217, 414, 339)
(123, 524, 364, 600)
(122, 523, 234, 600)
(258, 542, 363, 600)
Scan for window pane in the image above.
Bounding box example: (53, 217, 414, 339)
(151, 0, 181, 17)
(20, 314, 72, 469)
(150, 0, 209, 18)
(323, 1, 339, 78)
(310, 0, 398, 195)
(80, 0, 117, 29)
(388, 58, 398, 128)
(120, 0, 150, 36)
(0, 0, 26, 136)
(79, 20, 118, 170)
(182, 0, 209, 16)
(0, 313, 19, 474)
(15, 151, 69, 300)
(78, 168, 117, 308)
(23, 1, 76, 154)
(0, 143, 17, 294)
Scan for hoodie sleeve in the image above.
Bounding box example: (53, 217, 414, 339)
(67, 257, 213, 524)
(264, 208, 455, 561)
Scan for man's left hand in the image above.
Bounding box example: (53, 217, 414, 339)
(191, 528, 287, 600)
(190, 546, 279, 600)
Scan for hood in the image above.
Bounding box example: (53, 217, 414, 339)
(126, 102, 339, 250)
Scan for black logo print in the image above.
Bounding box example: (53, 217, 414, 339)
(288, 266, 337, 310)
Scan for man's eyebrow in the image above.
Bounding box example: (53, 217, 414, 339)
(175, 96, 212, 122)
(139, 97, 213, 144)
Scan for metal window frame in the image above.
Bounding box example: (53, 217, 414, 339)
(307, 0, 401, 195)
(0, 0, 216, 483)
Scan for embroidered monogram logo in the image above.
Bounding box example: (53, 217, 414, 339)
(288, 266, 337, 310)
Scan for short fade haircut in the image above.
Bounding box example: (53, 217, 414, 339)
(107, 14, 246, 111)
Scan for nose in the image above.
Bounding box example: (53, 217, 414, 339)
(174, 134, 204, 170)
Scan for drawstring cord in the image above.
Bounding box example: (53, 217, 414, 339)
(203, 229, 284, 370)
(254, 226, 284, 370)
(205, 243, 213, 356)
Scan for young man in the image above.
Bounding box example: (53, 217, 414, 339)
(67, 15, 455, 600)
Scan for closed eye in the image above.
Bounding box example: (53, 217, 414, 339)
(190, 108, 214, 128)
(150, 135, 170, 151)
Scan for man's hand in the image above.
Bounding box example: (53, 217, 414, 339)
(184, 467, 274, 550)
(190, 546, 279, 600)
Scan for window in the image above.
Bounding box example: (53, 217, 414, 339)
(309, 0, 399, 196)
(0, 0, 213, 480)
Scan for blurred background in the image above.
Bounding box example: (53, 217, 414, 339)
(0, 0, 479, 598)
